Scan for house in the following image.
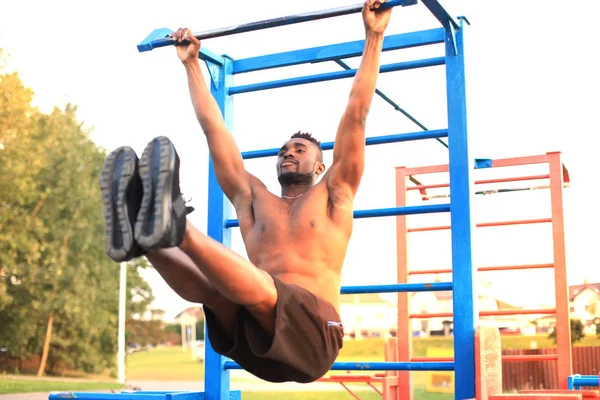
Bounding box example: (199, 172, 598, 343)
(338, 278, 529, 340)
(410, 277, 530, 336)
(569, 280, 600, 325)
(173, 306, 204, 351)
(529, 280, 600, 334)
(339, 293, 397, 340)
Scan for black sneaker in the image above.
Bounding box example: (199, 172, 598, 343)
(135, 136, 192, 250)
(99, 146, 145, 262)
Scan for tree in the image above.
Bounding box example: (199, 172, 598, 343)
(548, 319, 585, 345)
(0, 51, 155, 376)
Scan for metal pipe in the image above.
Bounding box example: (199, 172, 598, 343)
(224, 360, 454, 371)
(412, 354, 559, 362)
(138, 0, 414, 52)
(229, 57, 445, 94)
(341, 282, 452, 294)
(410, 309, 556, 319)
(407, 217, 552, 233)
(225, 203, 450, 228)
(407, 174, 551, 191)
(241, 129, 448, 159)
(408, 263, 554, 276)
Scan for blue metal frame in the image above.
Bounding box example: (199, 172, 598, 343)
(444, 18, 476, 400)
(205, 55, 235, 400)
(568, 374, 600, 390)
(56, 2, 476, 400)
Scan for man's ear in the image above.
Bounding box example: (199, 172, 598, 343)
(316, 162, 326, 175)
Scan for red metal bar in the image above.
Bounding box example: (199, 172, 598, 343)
(407, 174, 550, 191)
(402, 164, 449, 176)
(407, 218, 551, 233)
(408, 263, 554, 275)
(402, 154, 551, 178)
(395, 166, 413, 400)
(339, 382, 361, 400)
(548, 151, 573, 389)
(368, 382, 384, 396)
(411, 354, 559, 362)
(409, 309, 555, 319)
(490, 154, 550, 168)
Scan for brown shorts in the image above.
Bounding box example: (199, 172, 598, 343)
(203, 275, 344, 383)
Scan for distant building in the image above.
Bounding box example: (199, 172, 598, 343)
(339, 277, 531, 339)
(519, 280, 600, 334)
(339, 293, 396, 340)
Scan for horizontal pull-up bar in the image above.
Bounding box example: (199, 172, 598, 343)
(137, 0, 416, 52)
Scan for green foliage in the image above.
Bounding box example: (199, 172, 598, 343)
(0, 50, 154, 375)
(548, 319, 585, 345)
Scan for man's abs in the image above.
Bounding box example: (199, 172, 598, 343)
(235, 184, 353, 311)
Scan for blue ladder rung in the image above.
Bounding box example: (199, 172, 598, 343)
(241, 129, 448, 159)
(569, 374, 599, 389)
(223, 360, 453, 371)
(341, 282, 452, 294)
(49, 391, 241, 400)
(225, 203, 450, 228)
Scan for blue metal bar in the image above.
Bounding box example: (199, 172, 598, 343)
(232, 28, 445, 74)
(241, 129, 448, 159)
(224, 361, 454, 371)
(446, 20, 476, 400)
(341, 282, 452, 294)
(205, 55, 234, 400)
(229, 57, 445, 94)
(421, 0, 460, 30)
(571, 375, 600, 388)
(333, 59, 448, 149)
(138, 0, 415, 52)
(225, 203, 450, 228)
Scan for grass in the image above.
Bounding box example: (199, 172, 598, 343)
(0, 378, 125, 394)
(4, 335, 598, 397)
(126, 346, 205, 381)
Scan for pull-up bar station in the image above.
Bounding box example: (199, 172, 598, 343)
(50, 1, 486, 399)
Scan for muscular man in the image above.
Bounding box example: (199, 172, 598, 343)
(100, 0, 391, 383)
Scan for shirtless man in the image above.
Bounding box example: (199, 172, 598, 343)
(100, 0, 391, 383)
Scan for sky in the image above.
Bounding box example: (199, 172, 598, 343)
(1, 0, 599, 322)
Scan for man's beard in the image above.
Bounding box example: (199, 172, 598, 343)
(278, 171, 313, 186)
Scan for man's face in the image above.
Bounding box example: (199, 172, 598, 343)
(276, 138, 323, 183)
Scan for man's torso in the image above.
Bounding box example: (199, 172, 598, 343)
(234, 176, 354, 311)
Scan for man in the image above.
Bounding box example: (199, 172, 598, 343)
(100, 0, 392, 383)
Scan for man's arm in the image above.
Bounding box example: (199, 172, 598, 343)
(172, 28, 251, 204)
(326, 1, 391, 196)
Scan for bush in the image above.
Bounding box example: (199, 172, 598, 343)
(548, 319, 585, 344)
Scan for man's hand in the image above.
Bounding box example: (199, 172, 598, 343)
(170, 28, 201, 64)
(362, 0, 392, 35)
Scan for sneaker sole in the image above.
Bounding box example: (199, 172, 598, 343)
(99, 147, 138, 262)
(135, 136, 176, 249)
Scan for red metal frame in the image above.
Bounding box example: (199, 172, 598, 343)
(408, 263, 554, 275)
(395, 152, 572, 398)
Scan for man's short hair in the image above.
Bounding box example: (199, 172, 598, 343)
(290, 131, 323, 162)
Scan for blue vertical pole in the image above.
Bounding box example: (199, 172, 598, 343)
(445, 20, 477, 400)
(205, 55, 234, 400)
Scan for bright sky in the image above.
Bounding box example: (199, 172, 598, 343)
(2, 0, 599, 322)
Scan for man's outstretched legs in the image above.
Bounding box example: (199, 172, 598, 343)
(101, 136, 279, 337)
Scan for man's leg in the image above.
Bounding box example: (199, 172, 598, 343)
(145, 247, 240, 341)
(134, 136, 278, 337)
(178, 222, 278, 337)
